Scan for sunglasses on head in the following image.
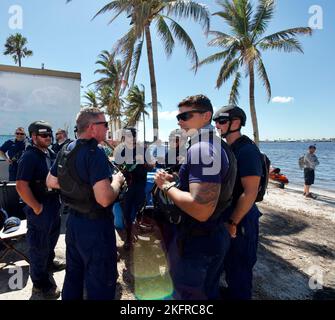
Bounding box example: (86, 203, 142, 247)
(176, 110, 208, 122)
(15, 132, 25, 135)
(93, 121, 108, 128)
(37, 133, 52, 138)
(216, 118, 230, 125)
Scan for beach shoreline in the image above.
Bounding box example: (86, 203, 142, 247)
(0, 184, 334, 300)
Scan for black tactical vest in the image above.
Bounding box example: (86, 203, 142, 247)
(57, 139, 108, 215)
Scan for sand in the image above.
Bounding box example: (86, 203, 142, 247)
(0, 183, 334, 300)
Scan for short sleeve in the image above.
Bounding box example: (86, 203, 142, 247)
(237, 145, 263, 178)
(188, 141, 228, 184)
(87, 147, 111, 186)
(16, 152, 37, 181)
(0, 140, 12, 153)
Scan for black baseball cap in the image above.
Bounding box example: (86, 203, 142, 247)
(28, 120, 53, 137)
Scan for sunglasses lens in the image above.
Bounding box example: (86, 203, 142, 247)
(217, 118, 229, 125)
(16, 133, 24, 135)
(93, 121, 108, 128)
(177, 112, 192, 121)
(39, 134, 52, 138)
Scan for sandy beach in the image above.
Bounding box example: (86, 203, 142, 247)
(0, 183, 334, 300)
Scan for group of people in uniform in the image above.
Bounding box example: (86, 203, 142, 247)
(0, 94, 264, 301)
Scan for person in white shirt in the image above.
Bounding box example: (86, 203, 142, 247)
(303, 145, 319, 199)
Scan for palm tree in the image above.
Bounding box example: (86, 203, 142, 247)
(93, 50, 124, 131)
(197, 0, 312, 145)
(92, 0, 211, 141)
(82, 89, 99, 108)
(99, 85, 125, 139)
(3, 33, 33, 67)
(125, 84, 149, 141)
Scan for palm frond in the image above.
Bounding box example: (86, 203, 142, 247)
(207, 30, 239, 48)
(259, 27, 312, 43)
(156, 16, 175, 57)
(92, 0, 132, 23)
(212, 0, 243, 36)
(216, 57, 241, 88)
(167, 17, 199, 67)
(259, 38, 304, 53)
(129, 38, 144, 86)
(235, 0, 253, 36)
(197, 49, 235, 69)
(256, 56, 271, 101)
(229, 71, 241, 105)
(250, 0, 275, 39)
(165, 0, 210, 33)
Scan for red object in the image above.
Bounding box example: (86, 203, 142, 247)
(269, 167, 289, 184)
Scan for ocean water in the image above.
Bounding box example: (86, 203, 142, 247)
(260, 141, 335, 192)
(0, 135, 13, 145)
(1, 135, 333, 192)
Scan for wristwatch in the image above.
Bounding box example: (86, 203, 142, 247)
(228, 219, 238, 227)
(163, 181, 177, 194)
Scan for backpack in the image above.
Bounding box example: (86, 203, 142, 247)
(298, 155, 305, 170)
(257, 152, 271, 202)
(231, 135, 271, 202)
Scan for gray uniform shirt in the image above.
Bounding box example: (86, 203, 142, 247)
(304, 153, 319, 170)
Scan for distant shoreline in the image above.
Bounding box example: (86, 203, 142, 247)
(260, 140, 335, 143)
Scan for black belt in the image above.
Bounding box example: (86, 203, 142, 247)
(70, 209, 112, 220)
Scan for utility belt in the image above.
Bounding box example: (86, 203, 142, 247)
(176, 219, 225, 256)
(70, 208, 112, 220)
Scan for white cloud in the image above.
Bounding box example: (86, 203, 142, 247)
(158, 110, 179, 120)
(147, 110, 178, 120)
(272, 96, 294, 103)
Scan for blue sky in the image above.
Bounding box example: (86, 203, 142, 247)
(0, 0, 334, 141)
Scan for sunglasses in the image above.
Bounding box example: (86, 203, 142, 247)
(93, 121, 108, 128)
(15, 132, 25, 135)
(176, 110, 208, 122)
(216, 118, 230, 125)
(37, 133, 53, 138)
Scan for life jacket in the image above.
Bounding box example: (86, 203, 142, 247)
(57, 139, 108, 215)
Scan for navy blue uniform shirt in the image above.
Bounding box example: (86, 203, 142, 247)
(17, 145, 55, 183)
(1, 139, 26, 179)
(231, 142, 263, 204)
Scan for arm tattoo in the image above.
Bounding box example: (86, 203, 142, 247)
(192, 183, 220, 208)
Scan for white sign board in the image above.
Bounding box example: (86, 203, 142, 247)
(0, 65, 81, 138)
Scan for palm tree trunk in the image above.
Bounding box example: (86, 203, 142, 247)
(145, 25, 159, 141)
(18, 55, 21, 67)
(109, 119, 114, 140)
(143, 111, 146, 142)
(248, 62, 260, 146)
